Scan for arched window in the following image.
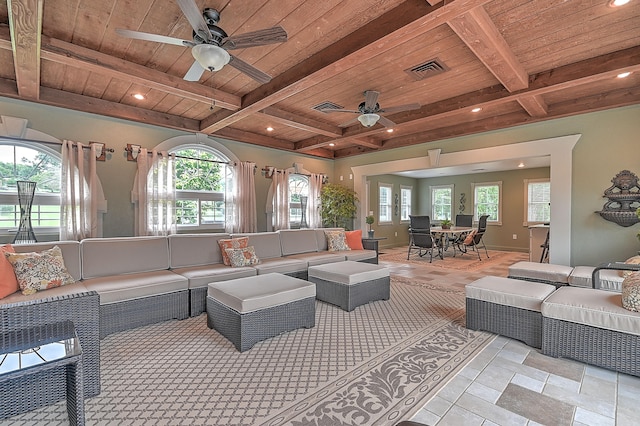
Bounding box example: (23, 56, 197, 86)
(288, 174, 309, 227)
(171, 145, 230, 230)
(0, 143, 61, 234)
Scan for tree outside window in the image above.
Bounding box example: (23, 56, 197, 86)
(289, 174, 309, 227)
(525, 179, 550, 224)
(400, 186, 412, 221)
(379, 184, 393, 223)
(473, 182, 501, 223)
(431, 185, 453, 221)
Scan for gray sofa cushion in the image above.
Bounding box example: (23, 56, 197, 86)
(279, 229, 319, 255)
(82, 270, 188, 304)
(344, 249, 377, 262)
(465, 276, 556, 312)
(251, 257, 307, 275)
(284, 251, 345, 266)
(13, 241, 82, 282)
(0, 281, 89, 306)
(168, 233, 230, 268)
(81, 236, 170, 279)
(232, 232, 282, 260)
(172, 264, 256, 289)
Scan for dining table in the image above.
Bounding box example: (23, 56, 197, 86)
(430, 226, 475, 258)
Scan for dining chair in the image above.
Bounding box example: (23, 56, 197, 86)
(458, 214, 490, 260)
(407, 215, 441, 262)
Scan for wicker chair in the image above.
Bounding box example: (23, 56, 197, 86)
(458, 214, 490, 260)
(407, 215, 441, 262)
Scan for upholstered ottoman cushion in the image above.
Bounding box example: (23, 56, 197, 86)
(465, 276, 556, 348)
(307, 261, 390, 311)
(508, 261, 573, 287)
(541, 286, 640, 376)
(206, 273, 315, 352)
(568, 266, 624, 291)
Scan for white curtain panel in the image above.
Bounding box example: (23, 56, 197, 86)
(60, 140, 99, 240)
(271, 169, 290, 230)
(226, 161, 257, 233)
(131, 149, 176, 236)
(308, 173, 324, 228)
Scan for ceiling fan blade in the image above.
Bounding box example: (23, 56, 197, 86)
(176, 0, 211, 42)
(183, 60, 206, 81)
(364, 90, 380, 110)
(115, 28, 189, 46)
(377, 115, 396, 128)
(227, 55, 272, 84)
(222, 27, 288, 50)
(379, 103, 421, 114)
(319, 108, 360, 114)
(338, 116, 361, 128)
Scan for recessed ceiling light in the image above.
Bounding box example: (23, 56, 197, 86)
(518, 162, 525, 168)
(132, 93, 145, 100)
(386, 128, 394, 133)
(617, 71, 632, 78)
(608, 0, 630, 7)
(471, 107, 482, 113)
(329, 143, 335, 147)
(266, 127, 274, 132)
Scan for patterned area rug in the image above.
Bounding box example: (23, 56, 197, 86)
(6, 279, 493, 426)
(380, 247, 515, 271)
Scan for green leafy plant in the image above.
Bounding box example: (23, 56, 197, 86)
(365, 215, 375, 230)
(440, 219, 452, 229)
(319, 183, 358, 229)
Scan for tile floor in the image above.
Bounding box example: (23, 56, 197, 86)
(410, 336, 640, 426)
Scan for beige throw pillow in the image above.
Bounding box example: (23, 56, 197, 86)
(4, 246, 75, 296)
(621, 271, 640, 312)
(324, 230, 351, 251)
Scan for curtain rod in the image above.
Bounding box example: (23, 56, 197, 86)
(124, 144, 256, 171)
(0, 135, 113, 161)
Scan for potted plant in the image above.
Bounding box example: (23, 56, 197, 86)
(365, 215, 375, 238)
(440, 219, 452, 229)
(319, 183, 358, 229)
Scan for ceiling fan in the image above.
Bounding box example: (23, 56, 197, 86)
(116, 0, 287, 84)
(320, 90, 421, 128)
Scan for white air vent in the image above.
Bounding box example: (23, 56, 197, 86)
(312, 101, 343, 112)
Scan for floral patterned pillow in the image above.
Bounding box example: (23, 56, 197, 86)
(225, 246, 260, 267)
(619, 255, 640, 278)
(4, 246, 75, 295)
(324, 230, 351, 251)
(621, 271, 640, 312)
(218, 237, 249, 266)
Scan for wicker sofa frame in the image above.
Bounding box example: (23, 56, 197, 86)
(206, 295, 316, 352)
(542, 317, 639, 377)
(466, 298, 543, 348)
(310, 276, 390, 312)
(0, 290, 100, 419)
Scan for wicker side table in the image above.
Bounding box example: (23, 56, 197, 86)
(0, 321, 84, 425)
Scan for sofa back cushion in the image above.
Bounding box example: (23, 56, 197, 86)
(81, 236, 169, 279)
(314, 228, 344, 251)
(279, 229, 319, 256)
(13, 241, 82, 282)
(232, 232, 282, 259)
(168, 233, 230, 268)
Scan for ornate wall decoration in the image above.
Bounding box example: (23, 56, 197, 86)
(596, 170, 640, 227)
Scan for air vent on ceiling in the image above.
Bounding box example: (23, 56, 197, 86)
(404, 58, 448, 81)
(312, 101, 343, 112)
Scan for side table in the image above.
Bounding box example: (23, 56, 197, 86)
(1, 321, 84, 425)
(362, 237, 387, 256)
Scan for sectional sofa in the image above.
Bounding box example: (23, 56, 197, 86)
(0, 228, 375, 419)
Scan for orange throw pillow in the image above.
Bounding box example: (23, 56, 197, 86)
(345, 230, 364, 250)
(218, 237, 249, 266)
(463, 229, 477, 245)
(0, 244, 19, 299)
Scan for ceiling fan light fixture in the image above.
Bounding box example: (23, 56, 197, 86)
(357, 113, 380, 127)
(191, 44, 230, 71)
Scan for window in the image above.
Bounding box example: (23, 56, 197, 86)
(472, 181, 502, 224)
(525, 179, 550, 224)
(400, 186, 412, 221)
(0, 143, 61, 234)
(288, 174, 309, 227)
(172, 146, 229, 230)
(379, 183, 393, 223)
(431, 185, 453, 221)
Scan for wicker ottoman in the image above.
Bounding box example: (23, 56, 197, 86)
(206, 273, 316, 352)
(508, 261, 574, 287)
(307, 261, 390, 311)
(541, 286, 640, 377)
(466, 276, 556, 348)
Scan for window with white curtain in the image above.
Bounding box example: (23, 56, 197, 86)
(431, 184, 453, 221)
(171, 146, 230, 230)
(472, 181, 502, 224)
(379, 183, 393, 223)
(524, 179, 550, 225)
(400, 186, 412, 221)
(0, 143, 61, 235)
(288, 174, 309, 227)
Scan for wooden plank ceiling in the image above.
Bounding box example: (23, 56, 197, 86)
(0, 0, 639, 159)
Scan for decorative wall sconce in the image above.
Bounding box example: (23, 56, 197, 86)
(596, 169, 640, 227)
(394, 193, 399, 216)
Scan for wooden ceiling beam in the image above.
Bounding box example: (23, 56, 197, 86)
(213, 127, 297, 151)
(517, 94, 548, 117)
(7, 0, 43, 100)
(199, 0, 494, 133)
(259, 107, 341, 137)
(448, 6, 528, 91)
